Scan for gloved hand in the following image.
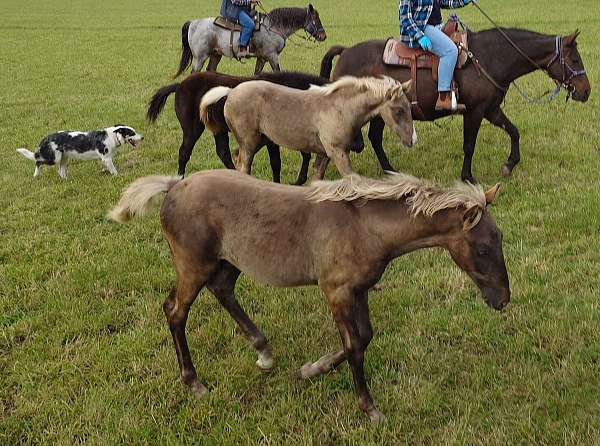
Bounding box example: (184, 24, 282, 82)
(464, 0, 473, 4)
(418, 35, 432, 52)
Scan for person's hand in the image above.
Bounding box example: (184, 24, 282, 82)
(464, 0, 474, 4)
(418, 35, 432, 51)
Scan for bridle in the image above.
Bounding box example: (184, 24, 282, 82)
(545, 36, 587, 100)
(302, 9, 325, 41)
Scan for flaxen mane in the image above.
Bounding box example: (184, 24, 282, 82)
(306, 173, 486, 217)
(308, 76, 399, 98)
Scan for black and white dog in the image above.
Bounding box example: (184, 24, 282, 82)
(16, 125, 143, 178)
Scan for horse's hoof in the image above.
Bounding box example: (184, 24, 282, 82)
(293, 177, 308, 186)
(501, 164, 512, 177)
(367, 408, 386, 424)
(190, 381, 209, 399)
(256, 350, 274, 372)
(298, 362, 317, 380)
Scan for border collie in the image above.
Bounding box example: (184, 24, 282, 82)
(16, 125, 143, 178)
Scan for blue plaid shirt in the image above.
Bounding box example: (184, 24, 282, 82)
(398, 0, 467, 48)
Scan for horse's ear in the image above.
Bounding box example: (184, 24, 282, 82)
(401, 80, 412, 94)
(308, 3, 314, 12)
(484, 183, 501, 206)
(462, 205, 482, 231)
(564, 30, 580, 47)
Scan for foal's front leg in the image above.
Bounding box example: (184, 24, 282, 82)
(322, 285, 382, 423)
(311, 153, 330, 181)
(323, 143, 354, 177)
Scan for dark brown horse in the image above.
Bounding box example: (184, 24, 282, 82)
(320, 28, 590, 183)
(147, 71, 364, 183)
(109, 169, 510, 422)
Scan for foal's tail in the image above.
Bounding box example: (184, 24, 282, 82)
(319, 45, 346, 79)
(108, 175, 182, 223)
(147, 83, 179, 123)
(199, 86, 232, 133)
(174, 21, 193, 78)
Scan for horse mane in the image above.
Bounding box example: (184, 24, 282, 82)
(306, 173, 486, 217)
(308, 76, 398, 98)
(267, 7, 308, 31)
(258, 71, 327, 87)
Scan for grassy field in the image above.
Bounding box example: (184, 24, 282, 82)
(1, 0, 599, 444)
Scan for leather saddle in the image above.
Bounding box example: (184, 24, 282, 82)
(213, 14, 261, 33)
(382, 20, 469, 118)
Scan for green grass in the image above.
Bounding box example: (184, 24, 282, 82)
(1, 0, 599, 444)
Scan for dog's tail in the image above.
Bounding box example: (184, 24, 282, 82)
(16, 148, 37, 161)
(174, 21, 193, 78)
(147, 83, 179, 123)
(200, 86, 232, 133)
(108, 175, 183, 223)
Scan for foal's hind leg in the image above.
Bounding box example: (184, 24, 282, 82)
(485, 107, 521, 177)
(265, 140, 282, 183)
(215, 132, 236, 169)
(164, 265, 217, 398)
(207, 261, 273, 371)
(368, 116, 396, 172)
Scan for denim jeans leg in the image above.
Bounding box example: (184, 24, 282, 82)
(424, 24, 458, 91)
(238, 11, 254, 47)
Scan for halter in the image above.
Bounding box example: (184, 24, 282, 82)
(545, 36, 587, 101)
(302, 8, 325, 42)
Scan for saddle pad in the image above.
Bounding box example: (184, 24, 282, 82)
(214, 16, 260, 32)
(383, 39, 435, 68)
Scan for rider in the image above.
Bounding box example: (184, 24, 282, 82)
(220, 0, 259, 58)
(399, 0, 472, 113)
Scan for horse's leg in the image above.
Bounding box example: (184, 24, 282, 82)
(191, 55, 208, 73)
(485, 107, 521, 177)
(164, 264, 217, 398)
(311, 153, 330, 180)
(236, 141, 260, 175)
(461, 109, 485, 184)
(214, 132, 235, 169)
(178, 122, 204, 176)
(254, 57, 267, 74)
(266, 54, 281, 71)
(368, 116, 396, 172)
(298, 291, 372, 380)
(324, 144, 354, 177)
(206, 53, 222, 72)
(265, 140, 281, 183)
(293, 153, 312, 186)
(207, 261, 273, 371)
(323, 285, 382, 423)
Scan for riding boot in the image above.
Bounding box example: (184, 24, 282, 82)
(435, 91, 466, 113)
(238, 46, 250, 58)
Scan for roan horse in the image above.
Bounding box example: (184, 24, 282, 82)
(108, 169, 510, 422)
(320, 28, 591, 183)
(200, 77, 416, 179)
(175, 5, 326, 76)
(147, 71, 365, 183)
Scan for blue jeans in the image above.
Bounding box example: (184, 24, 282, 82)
(424, 24, 458, 92)
(238, 11, 254, 47)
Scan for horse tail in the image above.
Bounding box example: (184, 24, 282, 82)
(200, 86, 232, 133)
(147, 83, 179, 123)
(174, 21, 193, 78)
(108, 175, 183, 223)
(319, 45, 346, 79)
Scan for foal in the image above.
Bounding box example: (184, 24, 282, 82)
(200, 76, 416, 179)
(109, 170, 510, 423)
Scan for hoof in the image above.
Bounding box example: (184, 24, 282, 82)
(298, 362, 317, 380)
(367, 408, 386, 424)
(461, 176, 478, 185)
(256, 350, 274, 372)
(501, 164, 512, 177)
(293, 177, 308, 186)
(189, 380, 209, 399)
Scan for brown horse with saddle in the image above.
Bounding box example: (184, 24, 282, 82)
(320, 23, 590, 183)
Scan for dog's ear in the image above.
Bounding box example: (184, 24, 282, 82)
(113, 123, 125, 128)
(113, 127, 135, 138)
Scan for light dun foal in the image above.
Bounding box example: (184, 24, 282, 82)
(200, 76, 416, 179)
(109, 170, 510, 423)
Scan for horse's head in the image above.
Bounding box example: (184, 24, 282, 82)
(547, 30, 590, 102)
(305, 4, 326, 42)
(379, 79, 416, 149)
(445, 184, 510, 311)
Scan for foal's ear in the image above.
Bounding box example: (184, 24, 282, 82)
(564, 29, 580, 46)
(401, 80, 412, 94)
(462, 205, 482, 231)
(484, 183, 501, 206)
(308, 3, 314, 12)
